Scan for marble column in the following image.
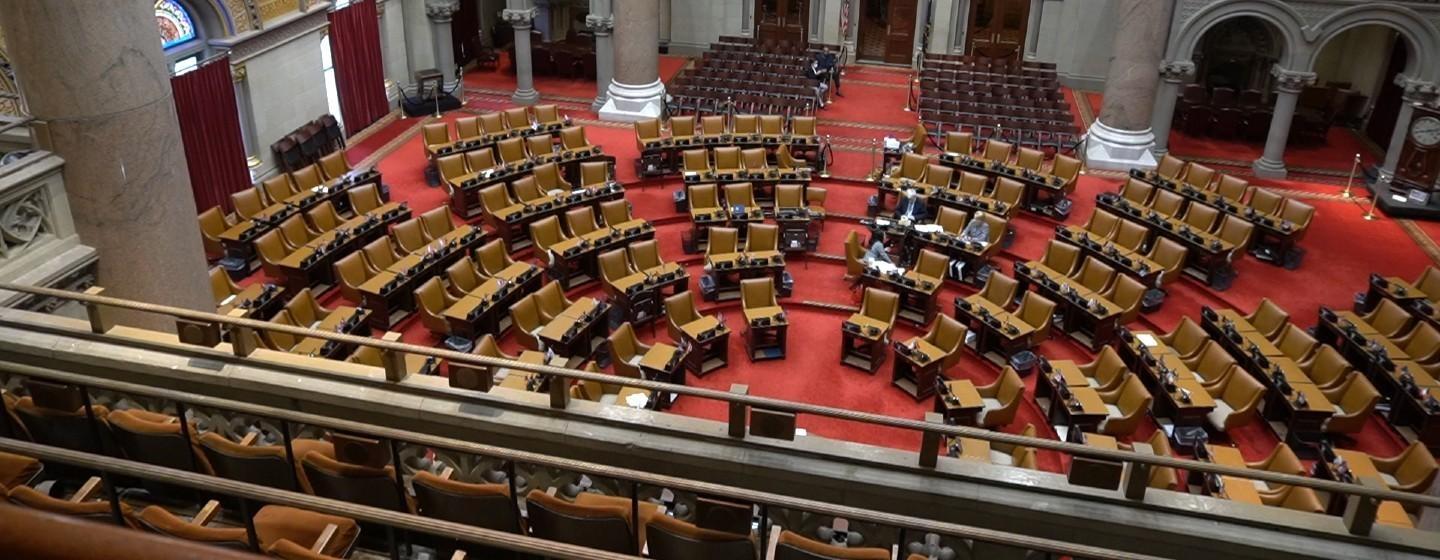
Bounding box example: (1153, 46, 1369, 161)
(1084, 0, 1174, 172)
(657, 0, 671, 53)
(1381, 76, 1440, 175)
(426, 0, 460, 89)
(230, 64, 263, 182)
(599, 0, 664, 122)
(587, 6, 616, 112)
(505, 7, 541, 105)
(1252, 67, 1316, 179)
(1023, 0, 1044, 61)
(1150, 60, 1194, 157)
(0, 0, 214, 329)
(378, 0, 406, 101)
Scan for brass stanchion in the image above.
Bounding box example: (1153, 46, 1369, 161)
(1341, 153, 1359, 199)
(1364, 194, 1381, 221)
(819, 134, 832, 179)
(1365, 170, 1386, 221)
(867, 138, 881, 182)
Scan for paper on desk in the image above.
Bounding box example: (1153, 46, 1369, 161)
(914, 224, 942, 233)
(1136, 333, 1158, 347)
(220, 295, 237, 306)
(869, 261, 899, 275)
(625, 393, 649, 408)
(883, 137, 901, 150)
(875, 218, 891, 226)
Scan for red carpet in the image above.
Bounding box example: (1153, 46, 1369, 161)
(1168, 127, 1383, 175)
(235, 64, 1440, 478)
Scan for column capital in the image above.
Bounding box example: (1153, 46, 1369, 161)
(1395, 74, 1440, 105)
(1270, 67, 1316, 94)
(1158, 60, 1195, 83)
(503, 8, 537, 27)
(375, 0, 387, 16)
(585, 13, 614, 34)
(426, 0, 461, 23)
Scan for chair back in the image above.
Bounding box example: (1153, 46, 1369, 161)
(646, 515, 757, 560)
(412, 471, 520, 534)
(690, 183, 720, 209)
(233, 188, 267, 219)
(302, 453, 408, 512)
(566, 207, 599, 237)
(741, 278, 776, 310)
(708, 227, 739, 256)
(746, 223, 779, 252)
(561, 126, 589, 150)
(348, 184, 384, 215)
(14, 381, 115, 456)
(107, 410, 195, 472)
(525, 490, 636, 554)
(197, 432, 303, 492)
(419, 207, 455, 240)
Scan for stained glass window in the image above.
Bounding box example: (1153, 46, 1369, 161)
(155, 0, 197, 49)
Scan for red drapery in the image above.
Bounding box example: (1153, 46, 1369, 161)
(330, 0, 390, 136)
(171, 55, 251, 213)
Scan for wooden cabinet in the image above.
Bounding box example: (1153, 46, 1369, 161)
(967, 0, 1029, 61)
(1395, 106, 1440, 193)
(756, 0, 809, 45)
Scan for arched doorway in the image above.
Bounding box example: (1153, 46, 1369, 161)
(1173, 16, 1285, 143)
(855, 0, 916, 65)
(1311, 24, 1410, 150)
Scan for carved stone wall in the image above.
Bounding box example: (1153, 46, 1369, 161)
(0, 152, 96, 310)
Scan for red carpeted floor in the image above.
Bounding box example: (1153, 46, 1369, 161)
(248, 62, 1437, 477)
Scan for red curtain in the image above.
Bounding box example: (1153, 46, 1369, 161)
(171, 55, 251, 213)
(330, 0, 390, 136)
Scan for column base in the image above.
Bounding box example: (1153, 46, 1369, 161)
(1083, 119, 1158, 172)
(512, 88, 539, 106)
(592, 94, 609, 112)
(1252, 157, 1288, 179)
(598, 78, 665, 123)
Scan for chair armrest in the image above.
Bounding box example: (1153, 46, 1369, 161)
(191, 500, 221, 526)
(311, 524, 339, 554)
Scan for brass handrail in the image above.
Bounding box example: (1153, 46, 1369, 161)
(2, 281, 1439, 515)
(0, 362, 1165, 560)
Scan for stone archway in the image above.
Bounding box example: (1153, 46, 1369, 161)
(1167, 0, 1310, 73)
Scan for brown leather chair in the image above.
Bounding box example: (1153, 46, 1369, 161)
(304, 201, 343, 236)
(982, 139, 1013, 163)
(1213, 174, 1249, 201)
(1145, 237, 1188, 288)
(1248, 187, 1285, 216)
(6, 483, 137, 528)
(291, 164, 323, 192)
(533, 281, 573, 324)
(535, 105, 564, 128)
(1185, 163, 1216, 189)
(700, 115, 727, 136)
(1398, 323, 1440, 364)
(197, 432, 333, 494)
(714, 147, 744, 177)
(746, 223, 779, 253)
(198, 207, 234, 259)
(472, 334, 519, 381)
(232, 187, 268, 220)
(0, 451, 41, 490)
(348, 183, 385, 215)
(849, 287, 899, 341)
(475, 239, 527, 278)
(976, 367, 1025, 428)
(277, 215, 314, 253)
(1205, 373, 1266, 432)
(759, 115, 784, 136)
(1104, 274, 1146, 324)
(415, 278, 459, 337)
(1111, 218, 1149, 253)
(1079, 346, 1129, 392)
(107, 408, 207, 473)
(1015, 147, 1044, 171)
(1249, 445, 1306, 479)
(454, 116, 482, 140)
(1124, 430, 1180, 490)
(944, 131, 973, 155)
(609, 322, 652, 379)
(253, 231, 288, 281)
(13, 381, 116, 457)
(560, 126, 590, 151)
(209, 266, 242, 307)
(1299, 345, 1354, 391)
(707, 226, 739, 258)
(437, 154, 468, 189)
(598, 249, 635, 298)
(1083, 208, 1122, 240)
(301, 443, 413, 513)
(774, 530, 889, 560)
(580, 161, 611, 190)
(262, 175, 298, 205)
(1414, 267, 1440, 302)
(422, 122, 452, 152)
(565, 207, 601, 238)
(529, 216, 571, 259)
(1216, 215, 1255, 251)
(1246, 298, 1290, 340)
(419, 206, 456, 240)
(1071, 258, 1117, 295)
(526, 490, 659, 555)
(909, 315, 966, 371)
(954, 171, 987, 197)
(284, 290, 335, 329)
(139, 504, 358, 558)
(392, 218, 429, 254)
(1031, 240, 1081, 277)
(599, 200, 633, 228)
(361, 237, 399, 275)
(534, 162, 572, 192)
(497, 137, 529, 165)
(479, 112, 509, 138)
(1052, 155, 1082, 194)
(968, 271, 1018, 309)
(1360, 298, 1417, 339)
(892, 152, 927, 182)
(664, 291, 704, 342)
(1158, 316, 1208, 360)
(842, 230, 864, 284)
(689, 184, 721, 219)
(635, 117, 665, 150)
(1374, 442, 1438, 493)
(1097, 375, 1150, 437)
(510, 295, 544, 351)
(1150, 190, 1185, 218)
(646, 513, 757, 560)
(1015, 292, 1057, 347)
(445, 256, 485, 299)
(1272, 323, 1319, 362)
(742, 148, 771, 175)
(724, 182, 757, 210)
(785, 115, 815, 137)
(1183, 341, 1239, 387)
(1320, 374, 1380, 436)
(1119, 178, 1155, 207)
(1155, 153, 1185, 181)
(412, 470, 521, 534)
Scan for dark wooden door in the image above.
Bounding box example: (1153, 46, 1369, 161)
(1367, 37, 1408, 149)
(883, 0, 918, 65)
(967, 0, 1030, 61)
(756, 0, 809, 45)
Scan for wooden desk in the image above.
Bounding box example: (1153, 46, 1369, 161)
(704, 251, 787, 302)
(953, 298, 1036, 368)
(538, 298, 609, 368)
(1200, 445, 1264, 505)
(1014, 261, 1122, 351)
(496, 350, 565, 393)
(840, 315, 890, 373)
(860, 266, 941, 326)
(274, 203, 411, 295)
(1389, 385, 1440, 455)
(357, 226, 487, 329)
(935, 379, 984, 425)
(1045, 385, 1107, 435)
(218, 170, 382, 264)
(640, 343, 689, 409)
(1069, 432, 1124, 490)
(1054, 227, 1164, 289)
(1034, 360, 1088, 403)
(217, 284, 286, 322)
(288, 307, 371, 359)
(443, 267, 545, 340)
(678, 316, 730, 375)
(547, 219, 656, 290)
(1316, 449, 1416, 528)
(934, 151, 1071, 217)
(1095, 192, 1240, 289)
(743, 307, 788, 361)
(892, 339, 948, 400)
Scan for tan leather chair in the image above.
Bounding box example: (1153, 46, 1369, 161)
(1158, 316, 1208, 360)
(1155, 153, 1186, 181)
(1127, 430, 1180, 490)
(1272, 323, 1319, 361)
(1104, 274, 1146, 324)
(305, 201, 343, 236)
(1015, 147, 1044, 171)
(629, 239, 666, 272)
(479, 112, 509, 138)
(255, 231, 289, 278)
(198, 207, 233, 259)
(533, 281, 574, 323)
(422, 122, 452, 152)
(912, 315, 966, 371)
(713, 147, 744, 176)
(1320, 374, 1380, 436)
(1145, 237, 1188, 288)
(262, 175, 298, 205)
(1216, 215, 1254, 251)
(232, 188, 268, 221)
(1299, 345, 1354, 392)
(560, 126, 590, 151)
(1205, 372, 1265, 432)
(504, 294, 542, 350)
(706, 226, 739, 257)
(565, 206, 600, 238)
(391, 218, 429, 254)
(688, 183, 721, 219)
(598, 249, 635, 298)
(982, 139, 1013, 163)
(208, 267, 247, 311)
(437, 154, 468, 189)
(1150, 189, 1185, 218)
(741, 148, 770, 174)
(1398, 323, 1440, 364)
(664, 291, 706, 343)
(1374, 442, 1438, 493)
(843, 230, 864, 283)
(1214, 174, 1249, 201)
(580, 161, 610, 190)
(892, 152, 927, 182)
(1051, 155, 1082, 194)
(745, 223, 779, 253)
(419, 206, 455, 240)
(740, 278, 780, 320)
(608, 322, 652, 379)
(534, 104, 564, 128)
(775, 184, 805, 213)
(944, 131, 973, 154)
(1360, 298, 1417, 339)
(991, 178, 1024, 214)
(262, 312, 302, 352)
(850, 288, 899, 339)
(414, 278, 457, 337)
(724, 182, 757, 209)
(1183, 341, 1239, 387)
(975, 367, 1024, 428)
(1261, 485, 1325, 514)
(361, 237, 399, 275)
(463, 148, 493, 172)
(529, 216, 571, 258)
(497, 137, 528, 165)
(1415, 267, 1440, 301)
(1111, 218, 1149, 253)
(571, 363, 653, 407)
(935, 206, 966, 235)
(1097, 375, 1150, 437)
(975, 212, 1007, 258)
(774, 530, 888, 560)
(333, 253, 370, 303)
(277, 215, 314, 252)
(517, 178, 554, 207)
(791, 116, 817, 138)
(348, 183, 384, 215)
(1248, 444, 1306, 480)
(645, 513, 758, 560)
(1071, 258, 1117, 295)
(474, 239, 518, 277)
(956, 171, 987, 196)
(1246, 298, 1290, 340)
(1120, 178, 1155, 207)
(284, 289, 333, 328)
(503, 107, 532, 131)
(921, 163, 953, 192)
(1079, 346, 1128, 391)
(1185, 163, 1216, 188)
(319, 151, 352, 180)
(970, 272, 1018, 308)
(534, 162, 572, 192)
(700, 115, 727, 136)
(913, 249, 948, 285)
(759, 115, 784, 136)
(1016, 292, 1057, 347)
(1083, 208, 1121, 240)
(670, 115, 698, 141)
(1248, 187, 1284, 216)
(454, 116, 482, 140)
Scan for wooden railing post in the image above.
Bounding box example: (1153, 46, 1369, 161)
(1122, 442, 1153, 501)
(549, 374, 569, 410)
(728, 384, 748, 438)
(919, 412, 943, 469)
(1343, 477, 1383, 536)
(227, 309, 257, 357)
(83, 287, 111, 334)
(379, 332, 408, 382)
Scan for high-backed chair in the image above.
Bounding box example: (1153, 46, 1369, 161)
(422, 122, 452, 153)
(534, 162, 572, 192)
(700, 115, 727, 136)
(198, 207, 233, 259)
(454, 116, 482, 141)
(412, 470, 522, 534)
(1214, 174, 1249, 201)
(609, 322, 653, 379)
(689, 184, 721, 220)
(209, 266, 243, 308)
(944, 131, 973, 155)
(1052, 155, 1082, 194)
(892, 152, 928, 183)
(1078, 347, 1129, 392)
(1126, 430, 1181, 490)
(502, 107, 532, 131)
(1272, 323, 1319, 361)
(253, 231, 290, 278)
(1158, 317, 1208, 360)
(912, 315, 966, 371)
(419, 206, 456, 240)
(843, 230, 864, 284)
(724, 182, 758, 211)
(509, 295, 544, 351)
(1398, 323, 1440, 364)
(1246, 298, 1290, 340)
(533, 281, 574, 323)
(791, 116, 817, 139)
(1097, 375, 1151, 437)
(1299, 345, 1354, 392)
(348, 183, 385, 215)
(301, 445, 412, 513)
(1248, 444, 1306, 484)
(1111, 218, 1149, 253)
(670, 116, 698, 142)
(956, 171, 987, 196)
(1248, 188, 1284, 216)
(361, 237, 399, 275)
(742, 148, 771, 175)
(1015, 292, 1056, 347)
(138, 504, 358, 558)
(1031, 240, 1081, 279)
(1374, 442, 1439, 493)
(1146, 237, 1188, 288)
(1104, 274, 1146, 324)
(1015, 147, 1044, 171)
(1205, 373, 1265, 432)
(1119, 178, 1155, 207)
(581, 161, 611, 190)
(1150, 190, 1185, 218)
(1183, 341, 1239, 387)
(773, 530, 889, 560)
(106, 408, 206, 475)
(479, 112, 509, 138)
(529, 216, 571, 260)
(746, 223, 779, 253)
(975, 367, 1025, 428)
(415, 278, 459, 338)
(233, 188, 268, 221)
(565, 206, 601, 238)
(1155, 154, 1185, 181)
(1320, 374, 1380, 436)
(1360, 298, 1417, 339)
(982, 139, 1013, 163)
(1072, 258, 1117, 295)
(6, 483, 137, 528)
(645, 514, 757, 560)
(560, 126, 591, 151)
(1414, 267, 1440, 302)
(707, 226, 739, 258)
(526, 490, 658, 555)
(1185, 163, 1216, 189)
(437, 154, 468, 189)
(1216, 215, 1254, 251)
(849, 287, 900, 340)
(304, 201, 343, 236)
(197, 432, 334, 493)
(277, 215, 314, 253)
(262, 175, 298, 205)
(713, 147, 744, 177)
(445, 256, 486, 299)
(392, 218, 429, 254)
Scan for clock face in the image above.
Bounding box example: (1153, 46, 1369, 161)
(1414, 116, 1440, 147)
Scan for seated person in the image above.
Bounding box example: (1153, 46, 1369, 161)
(894, 188, 927, 222)
(863, 239, 893, 266)
(959, 213, 991, 244)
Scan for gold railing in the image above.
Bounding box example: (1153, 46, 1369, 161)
(0, 281, 1437, 542)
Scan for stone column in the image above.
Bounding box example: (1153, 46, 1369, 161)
(1381, 76, 1440, 175)
(1150, 60, 1194, 157)
(1023, 0, 1043, 60)
(599, 0, 664, 122)
(657, 0, 671, 53)
(1252, 67, 1316, 179)
(230, 64, 263, 182)
(426, 0, 461, 90)
(1083, 0, 1174, 172)
(505, 7, 541, 105)
(0, 0, 214, 329)
(378, 0, 407, 101)
(587, 4, 616, 112)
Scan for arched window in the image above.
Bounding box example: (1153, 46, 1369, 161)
(155, 0, 198, 49)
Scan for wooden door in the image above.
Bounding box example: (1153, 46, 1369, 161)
(967, 0, 1030, 61)
(883, 0, 918, 65)
(756, 0, 809, 45)
(1367, 37, 1408, 149)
